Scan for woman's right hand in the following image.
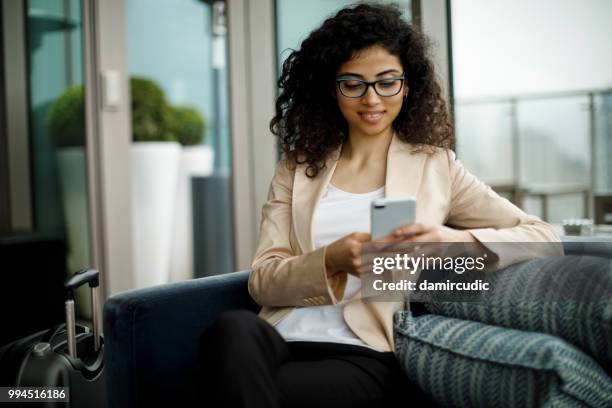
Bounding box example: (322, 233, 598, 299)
(324, 232, 371, 278)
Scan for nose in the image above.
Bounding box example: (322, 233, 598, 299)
(361, 84, 381, 106)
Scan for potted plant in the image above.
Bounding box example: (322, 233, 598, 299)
(129, 77, 181, 288)
(168, 106, 214, 282)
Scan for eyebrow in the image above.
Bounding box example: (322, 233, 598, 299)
(337, 69, 402, 78)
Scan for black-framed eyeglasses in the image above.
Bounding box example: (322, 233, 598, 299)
(335, 73, 407, 98)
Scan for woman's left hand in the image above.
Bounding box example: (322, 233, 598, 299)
(386, 223, 477, 243)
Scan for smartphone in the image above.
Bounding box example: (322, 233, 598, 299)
(371, 197, 416, 240)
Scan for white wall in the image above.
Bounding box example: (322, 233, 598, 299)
(452, 0, 612, 99)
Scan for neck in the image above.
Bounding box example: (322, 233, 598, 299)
(341, 127, 393, 164)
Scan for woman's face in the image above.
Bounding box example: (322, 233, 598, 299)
(335, 45, 407, 139)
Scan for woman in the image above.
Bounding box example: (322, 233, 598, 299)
(196, 3, 559, 407)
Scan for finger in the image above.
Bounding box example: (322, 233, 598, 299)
(405, 231, 442, 243)
(392, 223, 429, 239)
(360, 251, 379, 265)
(374, 232, 404, 243)
(350, 255, 362, 271)
(361, 240, 380, 254)
(348, 242, 362, 259)
(357, 262, 374, 276)
(351, 232, 372, 243)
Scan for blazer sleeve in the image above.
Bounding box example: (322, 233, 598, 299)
(445, 150, 563, 268)
(248, 158, 345, 308)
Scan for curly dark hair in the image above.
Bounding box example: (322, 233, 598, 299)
(270, 2, 454, 177)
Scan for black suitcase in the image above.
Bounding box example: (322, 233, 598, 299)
(0, 268, 107, 407)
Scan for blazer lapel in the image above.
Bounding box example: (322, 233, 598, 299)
(292, 148, 341, 253)
(384, 134, 425, 200)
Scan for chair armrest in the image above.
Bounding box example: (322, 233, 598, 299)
(103, 270, 258, 407)
(561, 236, 612, 258)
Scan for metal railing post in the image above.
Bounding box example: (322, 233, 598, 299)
(588, 92, 596, 218)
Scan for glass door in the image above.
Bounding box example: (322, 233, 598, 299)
(26, 0, 91, 277)
(0, 0, 91, 347)
(125, 0, 234, 287)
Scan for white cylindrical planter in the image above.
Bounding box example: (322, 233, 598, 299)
(169, 145, 214, 282)
(131, 141, 181, 288)
(56, 147, 92, 318)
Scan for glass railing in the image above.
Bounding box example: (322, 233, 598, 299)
(455, 88, 612, 224)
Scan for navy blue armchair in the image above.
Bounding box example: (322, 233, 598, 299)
(103, 238, 612, 407)
(103, 270, 258, 407)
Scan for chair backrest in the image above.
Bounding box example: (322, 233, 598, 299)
(104, 270, 257, 407)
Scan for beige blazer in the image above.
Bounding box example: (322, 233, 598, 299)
(249, 135, 561, 352)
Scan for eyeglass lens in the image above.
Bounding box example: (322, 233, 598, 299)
(338, 79, 403, 97)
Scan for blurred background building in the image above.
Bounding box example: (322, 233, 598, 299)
(0, 0, 610, 334)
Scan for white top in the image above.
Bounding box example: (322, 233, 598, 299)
(274, 184, 385, 350)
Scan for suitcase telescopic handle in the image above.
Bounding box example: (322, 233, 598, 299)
(64, 268, 102, 358)
(65, 268, 99, 294)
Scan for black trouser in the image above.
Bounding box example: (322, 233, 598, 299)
(195, 310, 435, 408)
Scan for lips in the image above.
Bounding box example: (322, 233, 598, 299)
(358, 111, 385, 124)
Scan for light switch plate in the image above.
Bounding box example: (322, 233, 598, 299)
(102, 70, 121, 110)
